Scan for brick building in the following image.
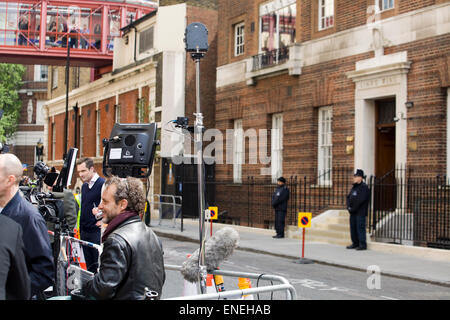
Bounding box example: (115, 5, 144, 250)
(214, 0, 450, 229)
(9, 65, 48, 173)
(44, 1, 218, 195)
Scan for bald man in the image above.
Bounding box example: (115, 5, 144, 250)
(0, 154, 54, 298)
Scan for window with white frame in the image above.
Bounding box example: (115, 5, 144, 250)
(318, 107, 333, 185)
(378, 0, 394, 11)
(233, 119, 243, 183)
(271, 113, 283, 182)
(115, 104, 121, 123)
(259, 0, 296, 53)
(96, 110, 101, 157)
(34, 65, 48, 81)
(318, 0, 334, 31)
(234, 22, 245, 56)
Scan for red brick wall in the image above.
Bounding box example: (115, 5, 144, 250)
(53, 113, 66, 160)
(218, 0, 449, 66)
(98, 97, 116, 156)
(80, 103, 97, 158)
(216, 0, 450, 183)
(118, 89, 139, 123)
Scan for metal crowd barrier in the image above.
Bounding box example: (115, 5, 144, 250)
(150, 194, 183, 231)
(163, 264, 297, 300)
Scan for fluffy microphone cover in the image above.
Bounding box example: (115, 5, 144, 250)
(181, 226, 240, 283)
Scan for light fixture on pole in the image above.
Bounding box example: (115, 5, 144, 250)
(184, 22, 209, 294)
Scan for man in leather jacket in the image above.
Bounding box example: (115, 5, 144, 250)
(81, 176, 165, 299)
(346, 169, 370, 251)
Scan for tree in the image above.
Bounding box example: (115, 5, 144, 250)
(0, 64, 25, 142)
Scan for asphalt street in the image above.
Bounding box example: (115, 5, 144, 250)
(160, 237, 450, 300)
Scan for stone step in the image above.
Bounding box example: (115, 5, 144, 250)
(326, 216, 349, 225)
(302, 235, 350, 246)
(338, 210, 349, 217)
(289, 228, 350, 240)
(314, 222, 349, 232)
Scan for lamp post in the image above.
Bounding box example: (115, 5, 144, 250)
(64, 34, 70, 161)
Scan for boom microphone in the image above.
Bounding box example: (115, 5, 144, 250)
(181, 227, 239, 283)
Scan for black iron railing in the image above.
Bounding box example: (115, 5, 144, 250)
(251, 47, 289, 72)
(368, 168, 450, 249)
(178, 166, 450, 249)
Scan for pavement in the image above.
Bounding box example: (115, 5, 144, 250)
(151, 219, 450, 287)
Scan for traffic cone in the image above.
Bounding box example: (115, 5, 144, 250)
(206, 274, 217, 294)
(238, 277, 254, 300)
(182, 254, 198, 297)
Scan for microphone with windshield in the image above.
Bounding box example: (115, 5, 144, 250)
(180, 227, 240, 283)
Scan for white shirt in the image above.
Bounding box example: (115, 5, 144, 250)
(88, 173, 100, 189)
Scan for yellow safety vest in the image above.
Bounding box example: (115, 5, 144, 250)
(74, 193, 81, 239)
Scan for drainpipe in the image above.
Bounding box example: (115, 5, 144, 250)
(132, 25, 138, 62)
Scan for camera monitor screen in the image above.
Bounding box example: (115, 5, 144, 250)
(53, 148, 78, 192)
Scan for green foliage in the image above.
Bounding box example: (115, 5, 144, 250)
(0, 64, 25, 142)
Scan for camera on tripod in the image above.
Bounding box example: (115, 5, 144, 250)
(20, 147, 78, 226)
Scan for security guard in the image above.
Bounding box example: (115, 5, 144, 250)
(271, 177, 289, 239)
(346, 169, 370, 250)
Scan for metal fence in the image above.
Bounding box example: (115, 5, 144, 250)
(179, 166, 450, 249)
(164, 264, 297, 300)
(180, 167, 353, 228)
(368, 169, 450, 249)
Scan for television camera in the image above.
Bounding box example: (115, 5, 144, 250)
(20, 147, 78, 226)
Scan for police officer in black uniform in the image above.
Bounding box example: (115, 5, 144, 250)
(346, 169, 370, 250)
(272, 177, 289, 239)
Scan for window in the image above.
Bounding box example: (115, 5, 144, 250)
(233, 119, 243, 183)
(378, 0, 394, 11)
(318, 0, 334, 31)
(96, 110, 101, 157)
(137, 98, 147, 123)
(139, 26, 154, 54)
(259, 0, 296, 53)
(271, 113, 283, 182)
(34, 65, 48, 81)
(318, 107, 333, 185)
(51, 67, 58, 89)
(234, 22, 245, 56)
(115, 104, 121, 123)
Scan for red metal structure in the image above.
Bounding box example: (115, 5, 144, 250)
(0, 0, 157, 67)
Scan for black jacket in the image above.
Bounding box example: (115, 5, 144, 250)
(0, 214, 30, 300)
(1, 191, 54, 296)
(346, 182, 370, 216)
(82, 216, 165, 300)
(272, 185, 290, 212)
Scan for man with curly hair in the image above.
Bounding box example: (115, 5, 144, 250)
(81, 176, 165, 300)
